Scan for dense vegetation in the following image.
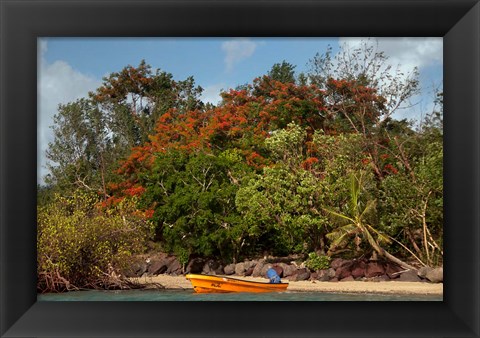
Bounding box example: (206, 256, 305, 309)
(37, 191, 154, 292)
(38, 41, 443, 291)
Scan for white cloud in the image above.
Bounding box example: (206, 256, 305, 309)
(201, 83, 226, 105)
(339, 37, 443, 78)
(380, 37, 442, 70)
(339, 37, 442, 75)
(221, 38, 257, 72)
(39, 39, 48, 55)
(37, 40, 101, 184)
(337, 38, 443, 122)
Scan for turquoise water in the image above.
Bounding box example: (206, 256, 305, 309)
(38, 289, 442, 301)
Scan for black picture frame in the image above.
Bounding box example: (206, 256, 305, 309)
(1, 0, 479, 337)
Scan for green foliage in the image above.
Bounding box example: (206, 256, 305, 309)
(265, 122, 306, 168)
(305, 252, 331, 271)
(45, 61, 205, 198)
(41, 45, 443, 270)
(324, 171, 390, 256)
(313, 131, 366, 180)
(139, 150, 254, 262)
(92, 61, 204, 148)
(267, 60, 296, 84)
(378, 111, 443, 265)
(45, 98, 114, 196)
(175, 247, 190, 269)
(37, 191, 154, 292)
(236, 124, 329, 254)
(37, 184, 55, 207)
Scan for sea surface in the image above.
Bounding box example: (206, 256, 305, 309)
(38, 289, 442, 301)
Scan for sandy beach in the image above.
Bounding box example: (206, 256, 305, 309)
(130, 274, 443, 295)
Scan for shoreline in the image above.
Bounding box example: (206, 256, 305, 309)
(130, 274, 443, 296)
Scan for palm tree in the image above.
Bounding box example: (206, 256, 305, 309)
(324, 171, 417, 271)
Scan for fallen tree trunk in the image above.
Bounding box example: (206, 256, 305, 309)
(381, 249, 417, 271)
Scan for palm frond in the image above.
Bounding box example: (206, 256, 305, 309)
(326, 224, 357, 249)
(323, 207, 355, 224)
(365, 224, 389, 242)
(360, 199, 377, 220)
(349, 173, 360, 215)
(362, 226, 382, 253)
(376, 232, 392, 245)
(326, 224, 357, 240)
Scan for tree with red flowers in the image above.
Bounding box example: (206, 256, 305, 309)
(40, 46, 443, 270)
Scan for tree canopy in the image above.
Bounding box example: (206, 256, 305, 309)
(39, 43, 443, 291)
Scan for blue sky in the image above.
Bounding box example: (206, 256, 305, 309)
(38, 37, 443, 183)
(40, 38, 339, 104)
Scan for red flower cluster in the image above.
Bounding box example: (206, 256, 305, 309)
(302, 157, 319, 170)
(383, 163, 398, 174)
(144, 209, 155, 219)
(124, 186, 146, 197)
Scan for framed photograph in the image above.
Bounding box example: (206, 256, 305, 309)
(1, 0, 479, 337)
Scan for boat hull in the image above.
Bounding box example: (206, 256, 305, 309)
(185, 274, 288, 293)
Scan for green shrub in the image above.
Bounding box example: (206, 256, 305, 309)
(37, 191, 154, 292)
(305, 252, 331, 271)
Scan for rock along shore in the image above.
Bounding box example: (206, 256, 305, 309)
(130, 274, 443, 295)
(123, 253, 443, 295)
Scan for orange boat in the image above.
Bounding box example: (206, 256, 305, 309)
(185, 274, 289, 293)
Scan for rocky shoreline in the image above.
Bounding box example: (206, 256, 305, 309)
(132, 274, 443, 295)
(123, 253, 443, 284)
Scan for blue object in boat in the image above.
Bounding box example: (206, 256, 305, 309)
(266, 268, 281, 283)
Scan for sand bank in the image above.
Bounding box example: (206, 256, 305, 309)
(130, 274, 443, 295)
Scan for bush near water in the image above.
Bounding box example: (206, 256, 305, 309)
(37, 192, 154, 292)
(37, 42, 443, 292)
